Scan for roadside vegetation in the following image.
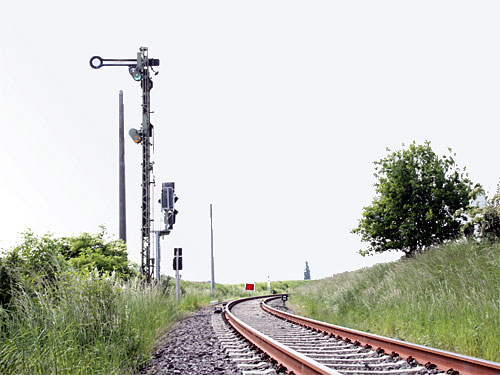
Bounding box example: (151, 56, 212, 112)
(0, 230, 210, 375)
(0, 229, 303, 375)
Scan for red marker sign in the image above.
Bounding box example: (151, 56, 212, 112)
(245, 283, 255, 291)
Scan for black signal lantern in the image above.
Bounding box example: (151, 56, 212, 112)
(160, 182, 179, 231)
(173, 248, 182, 271)
(161, 182, 175, 210)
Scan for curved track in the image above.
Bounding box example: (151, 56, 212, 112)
(222, 295, 500, 375)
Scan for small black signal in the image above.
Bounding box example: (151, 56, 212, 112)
(173, 247, 182, 271)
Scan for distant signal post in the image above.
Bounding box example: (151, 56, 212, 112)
(210, 204, 215, 295)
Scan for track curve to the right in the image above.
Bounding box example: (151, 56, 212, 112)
(224, 295, 500, 375)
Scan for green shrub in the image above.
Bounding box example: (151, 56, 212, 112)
(0, 228, 138, 310)
(61, 227, 137, 279)
(464, 188, 500, 240)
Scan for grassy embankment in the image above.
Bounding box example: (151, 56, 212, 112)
(288, 240, 500, 362)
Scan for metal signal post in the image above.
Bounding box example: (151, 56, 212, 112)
(90, 47, 160, 281)
(138, 47, 154, 282)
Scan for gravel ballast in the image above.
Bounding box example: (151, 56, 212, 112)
(139, 306, 242, 375)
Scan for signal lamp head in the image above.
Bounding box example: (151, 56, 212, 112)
(129, 128, 142, 144)
(128, 66, 142, 81)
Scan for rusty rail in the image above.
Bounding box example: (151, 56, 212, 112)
(262, 295, 500, 375)
(225, 295, 340, 375)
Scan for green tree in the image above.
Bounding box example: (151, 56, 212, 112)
(352, 142, 479, 257)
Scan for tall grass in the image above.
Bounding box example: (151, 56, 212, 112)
(289, 240, 500, 362)
(0, 270, 206, 375)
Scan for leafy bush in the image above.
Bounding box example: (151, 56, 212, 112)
(0, 228, 137, 310)
(464, 187, 500, 240)
(352, 142, 479, 257)
(0, 232, 65, 308)
(60, 227, 137, 279)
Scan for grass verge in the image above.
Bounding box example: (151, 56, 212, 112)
(0, 271, 206, 375)
(289, 240, 500, 362)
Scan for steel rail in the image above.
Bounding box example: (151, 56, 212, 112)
(262, 296, 500, 375)
(225, 295, 341, 375)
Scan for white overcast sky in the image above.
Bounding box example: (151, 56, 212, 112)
(1, 1, 499, 284)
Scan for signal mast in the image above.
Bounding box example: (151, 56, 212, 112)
(90, 47, 159, 281)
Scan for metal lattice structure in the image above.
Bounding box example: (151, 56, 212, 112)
(138, 48, 154, 280)
(90, 47, 160, 281)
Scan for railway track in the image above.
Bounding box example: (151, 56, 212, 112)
(217, 295, 500, 375)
